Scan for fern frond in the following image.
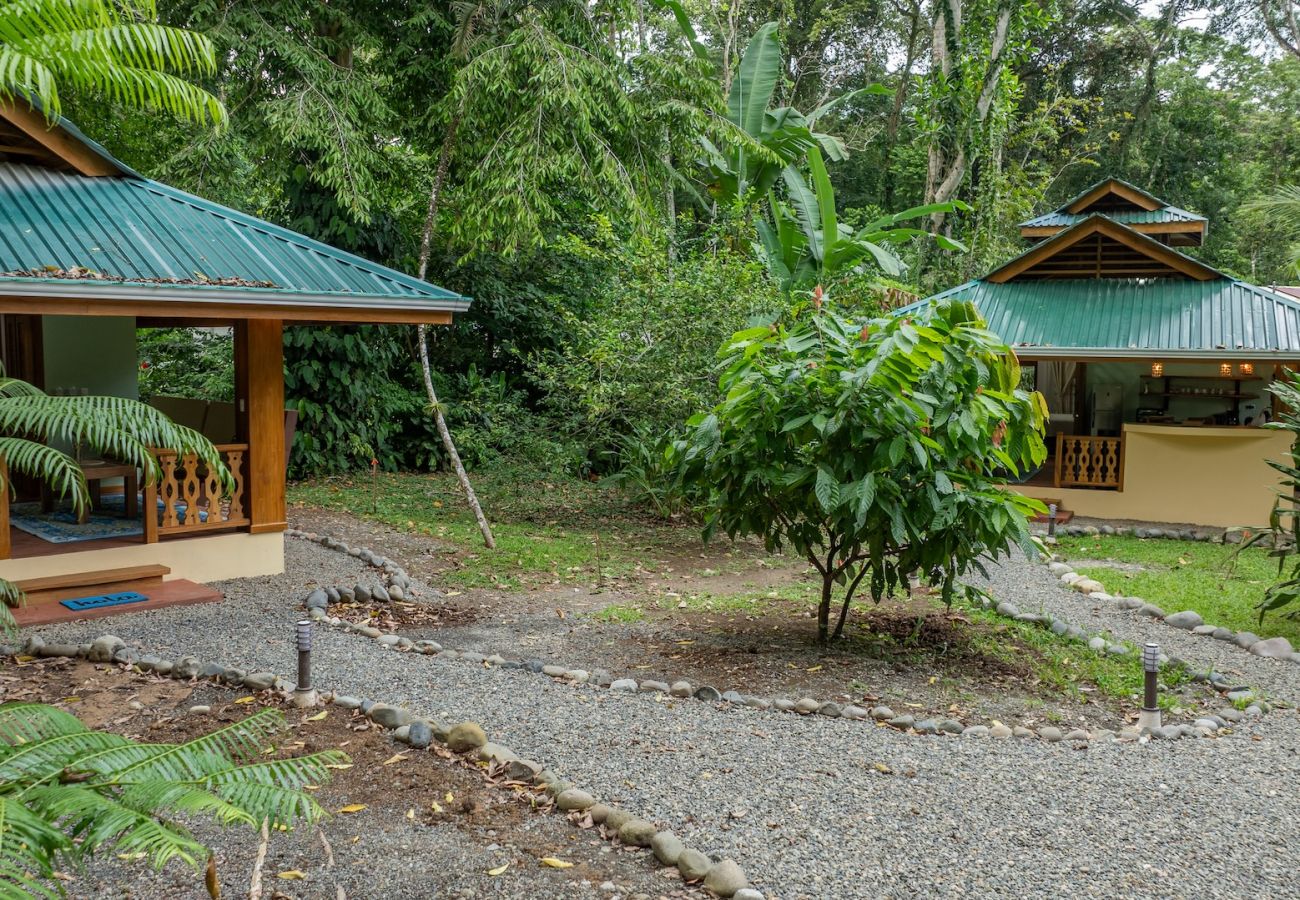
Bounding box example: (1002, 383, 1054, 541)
(91, 709, 285, 783)
(117, 781, 254, 828)
(24, 784, 207, 871)
(201, 750, 349, 792)
(0, 703, 86, 746)
(0, 795, 68, 888)
(78, 744, 230, 784)
(0, 730, 131, 782)
(211, 781, 326, 830)
(0, 438, 88, 512)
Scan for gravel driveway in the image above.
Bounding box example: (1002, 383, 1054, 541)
(34, 538, 1300, 899)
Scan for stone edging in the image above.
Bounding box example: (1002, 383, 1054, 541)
(1036, 554, 1300, 669)
(293, 531, 1262, 745)
(16, 633, 762, 900)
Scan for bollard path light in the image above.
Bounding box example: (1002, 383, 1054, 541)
(292, 620, 317, 708)
(1138, 641, 1162, 731)
(1047, 503, 1058, 538)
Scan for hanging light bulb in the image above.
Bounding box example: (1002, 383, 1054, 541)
(1219, 362, 1232, 377)
(1239, 362, 1254, 376)
(1150, 361, 1164, 377)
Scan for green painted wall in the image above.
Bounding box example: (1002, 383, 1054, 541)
(41, 316, 138, 399)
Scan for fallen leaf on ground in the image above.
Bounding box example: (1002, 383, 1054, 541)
(325, 763, 353, 770)
(278, 870, 306, 880)
(539, 857, 573, 868)
(307, 710, 328, 721)
(337, 804, 366, 814)
(234, 696, 256, 704)
(487, 863, 509, 876)
(382, 753, 407, 766)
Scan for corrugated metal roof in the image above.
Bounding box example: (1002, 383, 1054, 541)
(902, 278, 1300, 357)
(1021, 205, 1206, 228)
(0, 162, 468, 308)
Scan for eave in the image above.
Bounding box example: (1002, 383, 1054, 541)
(0, 279, 469, 324)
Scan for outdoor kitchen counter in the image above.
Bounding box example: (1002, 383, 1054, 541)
(1124, 422, 1282, 439)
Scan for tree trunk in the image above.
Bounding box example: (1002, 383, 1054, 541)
(414, 109, 495, 550)
(417, 325, 495, 549)
(817, 573, 833, 644)
(882, 0, 923, 209)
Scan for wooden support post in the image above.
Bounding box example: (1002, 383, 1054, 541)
(143, 472, 158, 544)
(235, 320, 286, 535)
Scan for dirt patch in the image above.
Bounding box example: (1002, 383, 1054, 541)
(1, 657, 696, 899)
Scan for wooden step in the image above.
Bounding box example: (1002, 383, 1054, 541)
(15, 565, 171, 608)
(10, 578, 222, 628)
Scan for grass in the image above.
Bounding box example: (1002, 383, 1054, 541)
(289, 466, 696, 590)
(1055, 534, 1300, 647)
(961, 604, 1190, 710)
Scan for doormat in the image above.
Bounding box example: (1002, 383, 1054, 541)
(60, 591, 149, 612)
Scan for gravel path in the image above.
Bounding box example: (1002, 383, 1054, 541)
(979, 554, 1300, 701)
(35, 539, 1300, 899)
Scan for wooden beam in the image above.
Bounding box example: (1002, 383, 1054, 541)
(0, 102, 121, 177)
(1065, 179, 1162, 214)
(236, 320, 286, 535)
(1019, 221, 1206, 240)
(988, 217, 1219, 284)
(0, 296, 455, 324)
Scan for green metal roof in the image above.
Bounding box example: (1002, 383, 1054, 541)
(1020, 205, 1206, 229)
(0, 162, 467, 310)
(1019, 177, 1207, 230)
(903, 278, 1300, 358)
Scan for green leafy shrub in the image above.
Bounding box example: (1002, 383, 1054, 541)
(0, 704, 344, 897)
(532, 235, 782, 465)
(672, 294, 1048, 643)
(137, 328, 235, 403)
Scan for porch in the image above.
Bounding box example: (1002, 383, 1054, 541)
(1012, 358, 1295, 527)
(0, 316, 289, 588)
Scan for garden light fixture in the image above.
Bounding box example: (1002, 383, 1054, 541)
(292, 619, 317, 708)
(1219, 362, 1232, 377)
(1239, 362, 1254, 376)
(1047, 503, 1057, 539)
(1150, 361, 1164, 377)
(1137, 641, 1161, 731)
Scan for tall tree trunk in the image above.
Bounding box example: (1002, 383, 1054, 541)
(414, 109, 495, 550)
(883, 0, 924, 209)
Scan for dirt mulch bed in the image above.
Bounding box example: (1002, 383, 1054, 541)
(0, 657, 694, 899)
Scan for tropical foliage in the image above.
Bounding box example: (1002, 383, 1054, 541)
(0, 704, 343, 897)
(671, 295, 1048, 643)
(1234, 371, 1300, 620)
(0, 0, 223, 125)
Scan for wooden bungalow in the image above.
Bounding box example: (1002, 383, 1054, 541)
(0, 105, 468, 625)
(905, 178, 1298, 528)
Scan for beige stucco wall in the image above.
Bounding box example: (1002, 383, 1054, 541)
(0, 532, 283, 584)
(1015, 423, 1293, 528)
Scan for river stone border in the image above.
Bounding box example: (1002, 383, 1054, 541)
(1032, 522, 1267, 544)
(300, 591, 1255, 745)
(292, 529, 1268, 742)
(1037, 553, 1300, 669)
(17, 635, 764, 899)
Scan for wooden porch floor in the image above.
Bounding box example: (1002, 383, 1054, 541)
(8, 526, 145, 560)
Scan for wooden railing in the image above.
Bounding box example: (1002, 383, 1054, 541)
(1054, 434, 1124, 490)
(144, 443, 249, 541)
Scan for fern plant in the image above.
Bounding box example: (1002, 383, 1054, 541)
(0, 0, 224, 126)
(0, 369, 229, 620)
(0, 703, 346, 898)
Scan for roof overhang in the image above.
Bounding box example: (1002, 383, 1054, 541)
(1014, 347, 1300, 361)
(0, 279, 468, 324)
(1019, 219, 1205, 246)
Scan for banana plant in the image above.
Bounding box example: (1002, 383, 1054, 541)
(756, 144, 969, 292)
(697, 22, 886, 207)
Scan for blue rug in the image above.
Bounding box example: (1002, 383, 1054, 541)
(11, 500, 143, 543)
(11, 495, 208, 544)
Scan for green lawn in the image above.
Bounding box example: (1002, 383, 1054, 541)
(288, 466, 695, 590)
(1055, 534, 1300, 646)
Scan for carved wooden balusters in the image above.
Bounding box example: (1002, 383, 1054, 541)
(1053, 434, 1124, 490)
(144, 444, 250, 542)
